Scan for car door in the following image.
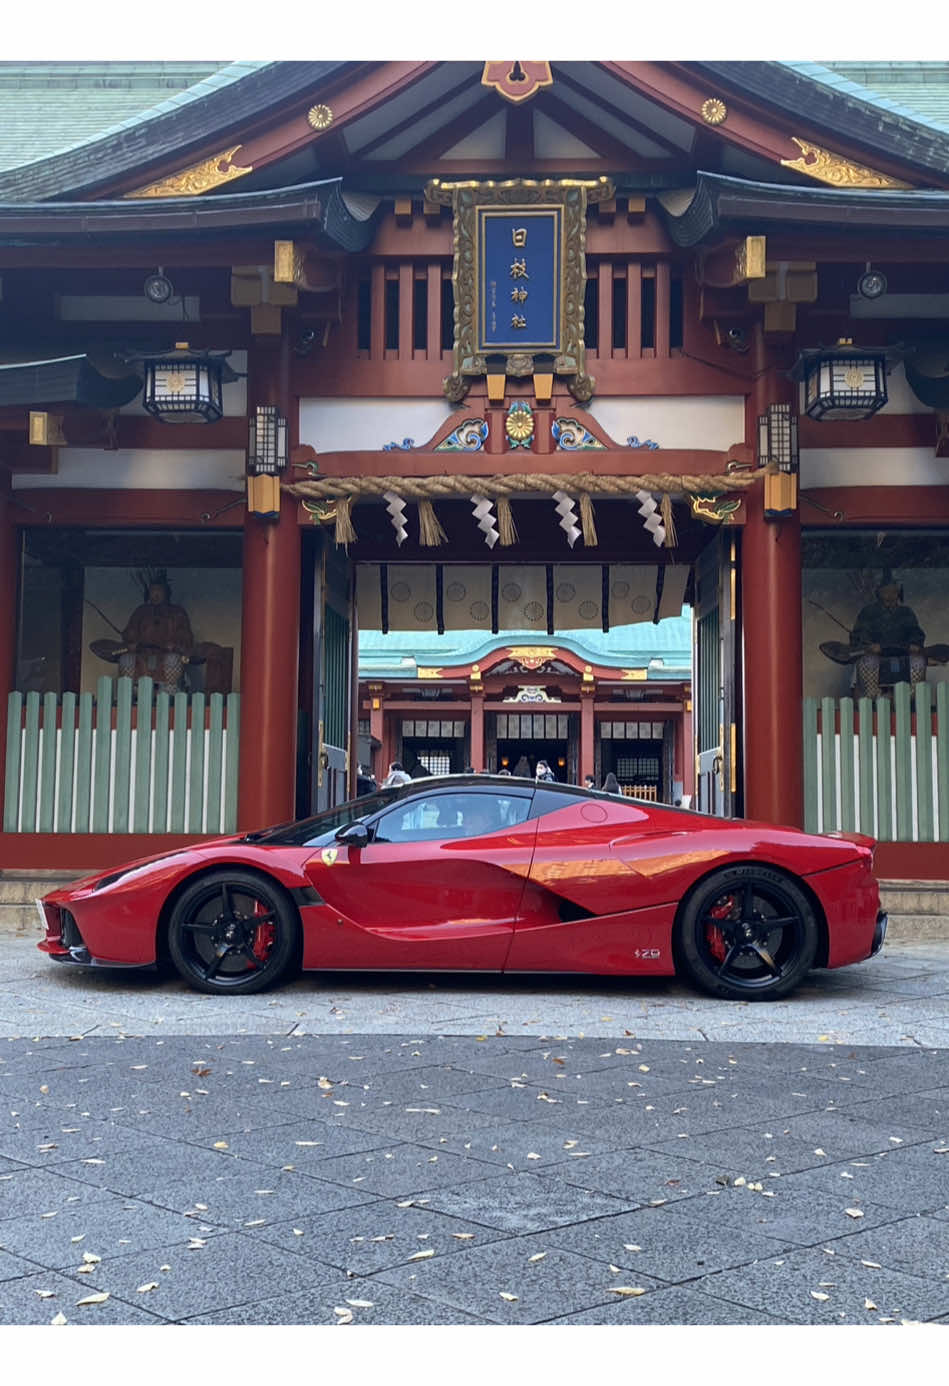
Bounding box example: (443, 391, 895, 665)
(305, 786, 538, 970)
(507, 787, 668, 973)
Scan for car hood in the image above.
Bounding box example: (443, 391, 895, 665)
(63, 836, 243, 893)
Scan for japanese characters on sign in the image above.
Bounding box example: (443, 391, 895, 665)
(478, 207, 561, 353)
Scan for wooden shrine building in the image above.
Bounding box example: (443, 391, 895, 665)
(1, 60, 949, 879)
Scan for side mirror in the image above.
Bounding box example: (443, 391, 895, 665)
(335, 821, 370, 848)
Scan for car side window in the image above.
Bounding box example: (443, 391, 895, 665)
(373, 792, 530, 844)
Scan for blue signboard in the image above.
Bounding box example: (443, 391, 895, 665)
(477, 206, 562, 353)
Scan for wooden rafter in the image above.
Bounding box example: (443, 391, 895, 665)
(351, 70, 486, 159)
(553, 69, 684, 160)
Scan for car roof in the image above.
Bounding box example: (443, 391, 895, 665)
(389, 774, 625, 805)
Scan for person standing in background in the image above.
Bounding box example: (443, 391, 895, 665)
(602, 772, 621, 794)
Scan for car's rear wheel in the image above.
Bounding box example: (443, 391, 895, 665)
(167, 870, 299, 995)
(675, 865, 818, 1001)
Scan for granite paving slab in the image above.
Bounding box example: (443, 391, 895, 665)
(0, 1119, 174, 1168)
(694, 1244, 949, 1323)
(418, 1171, 635, 1232)
(828, 1088, 949, 1133)
(114, 1167, 379, 1229)
(0, 1268, 162, 1325)
(72, 1230, 339, 1321)
(300, 1097, 504, 1145)
(657, 1183, 906, 1245)
(546, 1148, 725, 1205)
(296, 1140, 499, 1198)
(182, 1282, 492, 1325)
(246, 1199, 511, 1274)
(643, 1110, 936, 1177)
(0, 1196, 226, 1270)
(191, 1118, 388, 1167)
(821, 1213, 949, 1279)
(373, 1228, 666, 1324)
(334, 1063, 512, 1104)
(0, 1165, 117, 1220)
(540, 1203, 790, 1281)
(416, 1116, 627, 1169)
(774, 1143, 949, 1215)
(547, 1283, 795, 1324)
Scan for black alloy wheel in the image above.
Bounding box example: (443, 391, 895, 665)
(676, 864, 818, 1001)
(166, 869, 299, 995)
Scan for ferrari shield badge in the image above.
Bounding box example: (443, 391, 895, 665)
(321, 847, 339, 866)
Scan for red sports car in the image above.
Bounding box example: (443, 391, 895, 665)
(38, 775, 886, 1002)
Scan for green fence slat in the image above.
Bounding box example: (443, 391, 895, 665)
(92, 676, 114, 833)
(151, 692, 170, 833)
(839, 696, 855, 832)
(893, 682, 913, 841)
(170, 692, 188, 832)
(915, 682, 933, 843)
(4, 691, 23, 832)
(113, 677, 133, 833)
(875, 696, 892, 841)
(38, 692, 58, 833)
(21, 691, 41, 833)
(803, 698, 818, 832)
(857, 697, 874, 836)
(820, 697, 837, 832)
(937, 682, 949, 842)
(57, 692, 76, 833)
(224, 693, 240, 832)
(75, 692, 93, 833)
(187, 693, 206, 833)
(133, 678, 154, 832)
(206, 694, 224, 835)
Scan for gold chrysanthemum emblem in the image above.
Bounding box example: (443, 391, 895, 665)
(307, 104, 334, 132)
(505, 401, 534, 444)
(700, 98, 727, 126)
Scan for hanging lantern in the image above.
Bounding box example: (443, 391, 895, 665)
(248, 405, 288, 475)
(142, 342, 226, 423)
(797, 342, 887, 422)
(758, 402, 800, 520)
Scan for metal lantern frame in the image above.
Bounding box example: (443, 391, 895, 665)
(141, 346, 228, 424)
(758, 401, 800, 521)
(248, 404, 288, 476)
(797, 345, 888, 422)
(757, 401, 799, 473)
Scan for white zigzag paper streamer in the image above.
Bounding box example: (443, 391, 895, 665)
(635, 488, 666, 547)
(470, 494, 499, 549)
(552, 490, 581, 548)
(383, 490, 408, 545)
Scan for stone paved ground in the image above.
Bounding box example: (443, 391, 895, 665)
(0, 936, 948, 1325)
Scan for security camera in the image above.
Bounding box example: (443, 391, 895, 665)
(726, 326, 747, 346)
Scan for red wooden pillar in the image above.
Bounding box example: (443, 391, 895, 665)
(0, 480, 18, 826)
(580, 688, 595, 784)
(368, 683, 384, 781)
(681, 699, 695, 801)
(237, 338, 301, 830)
(470, 683, 485, 770)
(741, 326, 803, 827)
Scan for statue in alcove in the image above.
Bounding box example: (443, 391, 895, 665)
(819, 570, 949, 697)
(118, 570, 194, 695)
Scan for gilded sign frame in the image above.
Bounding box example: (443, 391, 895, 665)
(426, 178, 613, 404)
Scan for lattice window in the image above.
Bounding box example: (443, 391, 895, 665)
(416, 751, 452, 776)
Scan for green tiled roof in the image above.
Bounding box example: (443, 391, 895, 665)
(358, 617, 693, 680)
(0, 62, 237, 172)
(790, 62, 949, 134)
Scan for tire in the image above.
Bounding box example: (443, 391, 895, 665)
(675, 865, 818, 1002)
(166, 869, 299, 995)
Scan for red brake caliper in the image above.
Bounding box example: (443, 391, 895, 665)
(250, 901, 275, 966)
(705, 894, 736, 963)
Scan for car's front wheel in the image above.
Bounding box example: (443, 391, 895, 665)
(166, 870, 299, 995)
(675, 865, 818, 1001)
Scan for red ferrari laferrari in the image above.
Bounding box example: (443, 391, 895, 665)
(39, 775, 886, 1001)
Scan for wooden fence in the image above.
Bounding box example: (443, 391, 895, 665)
(4, 677, 240, 834)
(803, 682, 949, 841)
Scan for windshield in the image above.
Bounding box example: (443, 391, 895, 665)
(247, 786, 407, 846)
